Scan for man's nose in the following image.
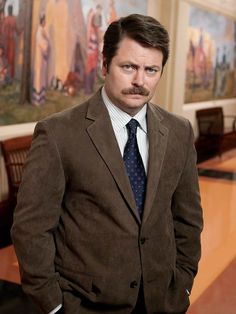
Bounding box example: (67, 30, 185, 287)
(132, 70, 145, 86)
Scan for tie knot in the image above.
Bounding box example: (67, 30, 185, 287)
(126, 119, 139, 136)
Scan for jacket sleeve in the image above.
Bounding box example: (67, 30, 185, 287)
(11, 120, 65, 313)
(171, 120, 203, 292)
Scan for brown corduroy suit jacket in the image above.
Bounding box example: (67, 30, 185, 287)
(11, 89, 203, 314)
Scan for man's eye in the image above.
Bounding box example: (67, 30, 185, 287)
(121, 65, 134, 72)
(146, 67, 158, 74)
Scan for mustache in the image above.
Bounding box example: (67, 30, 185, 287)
(121, 86, 150, 96)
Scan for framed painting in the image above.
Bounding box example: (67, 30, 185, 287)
(0, 0, 147, 126)
(185, 5, 236, 103)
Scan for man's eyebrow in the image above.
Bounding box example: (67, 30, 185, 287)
(121, 62, 161, 68)
(119, 61, 162, 71)
(145, 64, 162, 68)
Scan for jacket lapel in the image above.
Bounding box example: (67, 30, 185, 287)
(86, 91, 141, 223)
(142, 104, 169, 224)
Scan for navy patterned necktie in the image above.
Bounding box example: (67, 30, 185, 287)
(123, 119, 147, 217)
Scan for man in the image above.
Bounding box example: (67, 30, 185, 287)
(32, 13, 50, 106)
(0, 44, 10, 86)
(11, 14, 203, 314)
(84, 4, 103, 94)
(2, 5, 22, 79)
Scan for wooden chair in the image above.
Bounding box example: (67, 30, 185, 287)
(0, 199, 12, 247)
(1, 135, 33, 207)
(195, 107, 236, 163)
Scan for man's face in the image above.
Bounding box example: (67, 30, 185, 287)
(102, 37, 163, 116)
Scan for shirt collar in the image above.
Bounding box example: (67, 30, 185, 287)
(101, 87, 147, 133)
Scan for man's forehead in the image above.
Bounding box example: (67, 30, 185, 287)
(114, 40, 163, 64)
(117, 37, 163, 55)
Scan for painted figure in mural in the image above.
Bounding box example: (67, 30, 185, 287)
(219, 46, 229, 95)
(0, 1, 6, 45)
(194, 29, 208, 89)
(64, 42, 84, 97)
(213, 47, 220, 97)
(0, 43, 10, 86)
(2, 4, 21, 79)
(62, 0, 86, 97)
(32, 14, 50, 106)
(0, 0, 6, 30)
(186, 38, 196, 91)
(0, 0, 6, 12)
(12, 14, 203, 314)
(84, 4, 103, 95)
(107, 0, 118, 25)
(213, 46, 229, 98)
(45, 0, 71, 91)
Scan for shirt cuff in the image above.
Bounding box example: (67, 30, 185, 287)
(48, 304, 62, 314)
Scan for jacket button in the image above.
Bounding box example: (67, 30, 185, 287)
(140, 237, 146, 244)
(130, 281, 138, 288)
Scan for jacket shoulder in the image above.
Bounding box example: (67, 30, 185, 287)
(150, 103, 191, 131)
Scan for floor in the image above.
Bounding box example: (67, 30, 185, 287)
(188, 149, 236, 313)
(0, 150, 236, 313)
(188, 257, 236, 314)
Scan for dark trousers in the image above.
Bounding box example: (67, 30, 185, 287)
(132, 282, 147, 314)
(131, 284, 186, 314)
(57, 284, 186, 314)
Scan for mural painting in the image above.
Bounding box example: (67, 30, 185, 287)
(0, 0, 147, 126)
(185, 5, 236, 103)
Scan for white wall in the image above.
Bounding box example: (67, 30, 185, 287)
(0, 122, 36, 141)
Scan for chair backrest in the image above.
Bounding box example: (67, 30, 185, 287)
(196, 107, 224, 136)
(1, 135, 33, 201)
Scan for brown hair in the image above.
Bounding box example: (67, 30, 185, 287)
(102, 14, 170, 71)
